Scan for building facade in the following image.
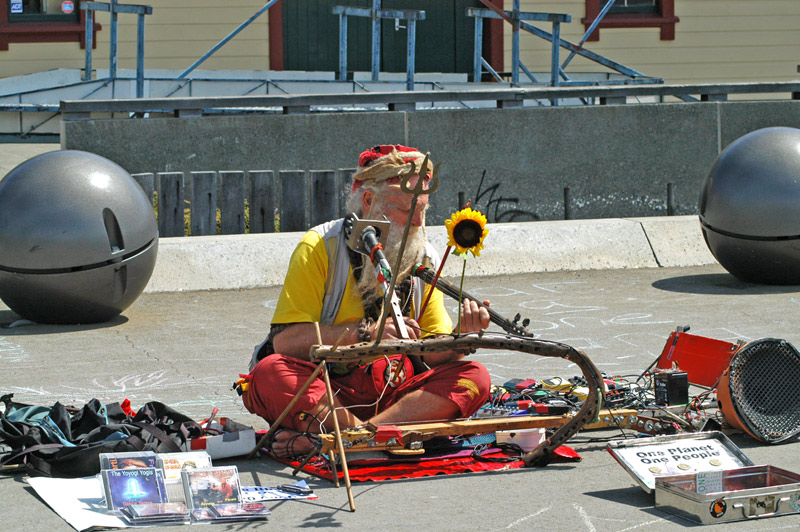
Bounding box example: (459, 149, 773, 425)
(0, 1, 797, 84)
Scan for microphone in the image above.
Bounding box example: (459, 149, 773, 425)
(361, 225, 393, 282)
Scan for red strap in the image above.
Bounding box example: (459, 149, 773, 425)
(369, 242, 383, 263)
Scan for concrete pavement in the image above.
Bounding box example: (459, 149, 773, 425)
(0, 142, 58, 177)
(3, 263, 800, 531)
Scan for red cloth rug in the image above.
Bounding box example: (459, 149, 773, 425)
(261, 436, 581, 483)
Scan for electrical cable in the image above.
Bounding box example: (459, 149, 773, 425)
(472, 442, 525, 463)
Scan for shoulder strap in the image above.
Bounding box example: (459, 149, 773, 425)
(406, 242, 441, 374)
(129, 421, 182, 453)
(413, 242, 441, 321)
(316, 218, 349, 325)
(1, 442, 64, 476)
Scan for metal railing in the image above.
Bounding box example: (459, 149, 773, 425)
(81, 1, 153, 97)
(468, 0, 657, 91)
(58, 82, 800, 118)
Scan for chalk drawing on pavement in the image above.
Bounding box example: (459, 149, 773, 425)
(0, 336, 27, 363)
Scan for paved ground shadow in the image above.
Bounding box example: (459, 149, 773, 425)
(652, 274, 800, 296)
(584, 485, 653, 509)
(0, 310, 128, 334)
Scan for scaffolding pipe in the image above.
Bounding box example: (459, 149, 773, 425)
(560, 0, 617, 74)
(178, 0, 279, 79)
(371, 0, 381, 81)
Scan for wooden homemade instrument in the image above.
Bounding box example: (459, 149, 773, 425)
(256, 161, 601, 513)
(311, 332, 604, 467)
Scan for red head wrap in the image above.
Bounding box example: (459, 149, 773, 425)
(351, 144, 433, 192)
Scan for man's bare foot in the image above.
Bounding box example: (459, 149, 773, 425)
(268, 428, 319, 459)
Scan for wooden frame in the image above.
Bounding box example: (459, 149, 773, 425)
(581, 0, 678, 41)
(0, 0, 101, 51)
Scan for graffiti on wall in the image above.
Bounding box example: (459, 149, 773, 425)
(467, 170, 539, 223)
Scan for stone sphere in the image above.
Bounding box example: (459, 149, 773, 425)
(699, 127, 800, 285)
(0, 150, 158, 323)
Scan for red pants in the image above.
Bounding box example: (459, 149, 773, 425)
(242, 354, 491, 431)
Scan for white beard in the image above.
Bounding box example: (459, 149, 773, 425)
(354, 222, 427, 304)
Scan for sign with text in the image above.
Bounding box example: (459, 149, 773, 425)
(608, 432, 753, 492)
(696, 470, 724, 495)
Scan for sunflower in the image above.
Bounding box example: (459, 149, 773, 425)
(445, 207, 489, 257)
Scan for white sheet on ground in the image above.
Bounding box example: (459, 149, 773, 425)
(28, 476, 125, 532)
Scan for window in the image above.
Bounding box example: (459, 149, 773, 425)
(582, 0, 678, 41)
(604, 0, 657, 15)
(1, 0, 100, 51)
(10, 0, 80, 22)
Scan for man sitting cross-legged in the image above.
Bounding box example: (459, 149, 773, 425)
(239, 144, 491, 457)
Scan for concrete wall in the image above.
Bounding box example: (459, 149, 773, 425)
(147, 215, 717, 292)
(62, 100, 800, 226)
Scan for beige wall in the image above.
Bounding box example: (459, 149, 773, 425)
(518, 0, 800, 84)
(0, 0, 270, 79)
(2, 0, 798, 85)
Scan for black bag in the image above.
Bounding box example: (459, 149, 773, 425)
(0, 394, 204, 478)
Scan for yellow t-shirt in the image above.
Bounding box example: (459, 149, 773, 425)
(272, 229, 452, 337)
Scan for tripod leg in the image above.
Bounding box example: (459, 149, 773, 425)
(322, 362, 356, 511)
(328, 450, 340, 487)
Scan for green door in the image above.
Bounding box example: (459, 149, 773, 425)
(283, 0, 482, 75)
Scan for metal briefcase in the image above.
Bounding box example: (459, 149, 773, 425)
(655, 465, 800, 524)
(608, 432, 800, 525)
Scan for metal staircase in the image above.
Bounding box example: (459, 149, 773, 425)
(0, 0, 661, 140)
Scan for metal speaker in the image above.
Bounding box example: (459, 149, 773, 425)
(718, 338, 800, 444)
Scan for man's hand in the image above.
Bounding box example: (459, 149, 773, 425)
(458, 298, 491, 334)
(371, 316, 420, 340)
(423, 299, 491, 368)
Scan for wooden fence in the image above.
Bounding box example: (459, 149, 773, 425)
(134, 169, 683, 236)
(132, 169, 356, 237)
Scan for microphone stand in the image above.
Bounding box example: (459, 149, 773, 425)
(375, 156, 439, 389)
(374, 155, 439, 341)
(344, 215, 410, 341)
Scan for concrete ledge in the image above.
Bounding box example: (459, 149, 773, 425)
(146, 215, 717, 293)
(146, 232, 301, 293)
(427, 218, 659, 277)
(633, 215, 717, 267)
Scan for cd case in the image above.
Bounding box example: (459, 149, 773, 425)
(212, 502, 271, 520)
(120, 502, 190, 524)
(99, 451, 157, 471)
(157, 451, 213, 482)
(190, 502, 270, 522)
(102, 467, 166, 511)
(181, 466, 241, 509)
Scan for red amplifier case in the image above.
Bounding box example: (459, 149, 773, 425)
(656, 331, 738, 388)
